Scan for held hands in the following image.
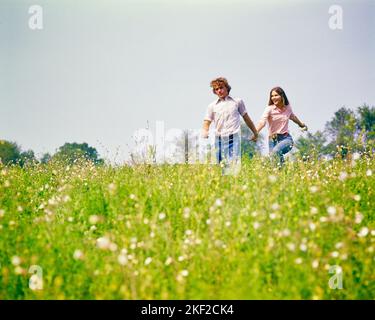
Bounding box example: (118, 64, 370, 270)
(250, 133, 259, 142)
(300, 123, 308, 132)
(201, 130, 209, 139)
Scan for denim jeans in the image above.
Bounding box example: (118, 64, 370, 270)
(268, 133, 293, 166)
(215, 133, 241, 175)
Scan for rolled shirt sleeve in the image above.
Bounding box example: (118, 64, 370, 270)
(237, 99, 248, 117)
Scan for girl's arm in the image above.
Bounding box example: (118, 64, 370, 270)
(290, 114, 307, 129)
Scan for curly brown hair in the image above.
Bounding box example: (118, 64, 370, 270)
(210, 77, 231, 94)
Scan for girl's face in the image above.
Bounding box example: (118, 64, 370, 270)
(271, 91, 284, 106)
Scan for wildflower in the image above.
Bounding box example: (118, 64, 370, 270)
(287, 243, 296, 251)
(320, 216, 328, 223)
(295, 258, 303, 264)
(335, 242, 343, 249)
(338, 171, 348, 181)
(269, 213, 277, 220)
(358, 227, 369, 238)
(89, 215, 101, 225)
(271, 203, 280, 211)
(165, 257, 173, 266)
(158, 212, 166, 220)
(143, 218, 149, 225)
(178, 255, 185, 262)
(0, 209, 5, 218)
(309, 223, 316, 232)
(310, 207, 318, 215)
(17, 206, 23, 212)
(67, 217, 74, 222)
(129, 194, 136, 200)
(185, 229, 193, 236)
(109, 243, 118, 252)
(11, 256, 21, 266)
(282, 229, 291, 237)
(327, 206, 336, 216)
(253, 222, 260, 230)
(215, 198, 223, 207)
(352, 152, 360, 160)
(355, 212, 363, 224)
(371, 230, 375, 236)
(96, 237, 111, 250)
(225, 221, 231, 227)
(366, 169, 372, 176)
(180, 270, 189, 277)
(144, 257, 152, 265)
(312, 260, 319, 269)
(73, 250, 84, 260)
(353, 195, 361, 201)
(268, 175, 277, 183)
(206, 219, 211, 225)
(300, 244, 308, 252)
(108, 183, 116, 193)
(4, 180, 10, 187)
(331, 251, 339, 258)
(183, 207, 190, 219)
(118, 254, 128, 266)
(309, 186, 318, 193)
(150, 231, 155, 238)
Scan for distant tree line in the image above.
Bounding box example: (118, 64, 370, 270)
(0, 141, 104, 166)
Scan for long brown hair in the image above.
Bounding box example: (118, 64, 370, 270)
(268, 87, 289, 106)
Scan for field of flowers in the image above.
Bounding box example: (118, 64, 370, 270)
(0, 155, 374, 300)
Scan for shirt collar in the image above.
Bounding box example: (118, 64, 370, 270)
(216, 95, 233, 104)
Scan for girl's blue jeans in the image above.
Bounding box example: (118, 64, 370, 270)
(268, 133, 293, 166)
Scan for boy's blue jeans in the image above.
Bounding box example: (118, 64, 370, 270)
(215, 133, 241, 175)
(268, 133, 293, 166)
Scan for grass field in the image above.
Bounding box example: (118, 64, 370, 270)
(0, 156, 374, 299)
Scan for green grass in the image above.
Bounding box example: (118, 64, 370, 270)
(0, 156, 374, 299)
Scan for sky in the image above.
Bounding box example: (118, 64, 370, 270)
(1, 0, 374, 163)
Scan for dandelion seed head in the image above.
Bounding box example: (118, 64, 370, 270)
(158, 212, 166, 220)
(96, 237, 111, 250)
(215, 198, 223, 207)
(253, 222, 260, 230)
(331, 251, 339, 258)
(144, 257, 152, 265)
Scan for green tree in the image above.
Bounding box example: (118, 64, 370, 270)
(325, 107, 357, 157)
(295, 131, 327, 160)
(40, 153, 52, 164)
(356, 104, 375, 152)
(52, 142, 104, 165)
(0, 140, 21, 165)
(19, 150, 37, 166)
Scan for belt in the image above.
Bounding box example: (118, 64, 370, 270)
(270, 132, 289, 141)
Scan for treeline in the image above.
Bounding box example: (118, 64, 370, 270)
(294, 104, 374, 159)
(0, 142, 104, 166)
(1, 104, 374, 166)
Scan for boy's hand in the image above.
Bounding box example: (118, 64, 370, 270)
(300, 124, 308, 131)
(250, 133, 258, 142)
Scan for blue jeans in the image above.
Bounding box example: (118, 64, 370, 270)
(269, 133, 293, 166)
(215, 133, 240, 163)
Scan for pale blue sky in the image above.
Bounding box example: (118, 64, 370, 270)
(1, 0, 374, 163)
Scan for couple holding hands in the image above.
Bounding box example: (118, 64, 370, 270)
(202, 77, 307, 167)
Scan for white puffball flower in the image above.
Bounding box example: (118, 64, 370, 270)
(73, 249, 84, 260)
(158, 212, 166, 220)
(366, 169, 372, 176)
(96, 237, 111, 250)
(11, 256, 21, 266)
(327, 206, 337, 216)
(358, 227, 369, 238)
(144, 257, 152, 265)
(309, 186, 318, 193)
(118, 254, 128, 266)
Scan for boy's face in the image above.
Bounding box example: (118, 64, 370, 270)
(214, 84, 228, 100)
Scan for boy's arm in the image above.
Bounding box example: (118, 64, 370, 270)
(243, 113, 258, 141)
(202, 120, 211, 138)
